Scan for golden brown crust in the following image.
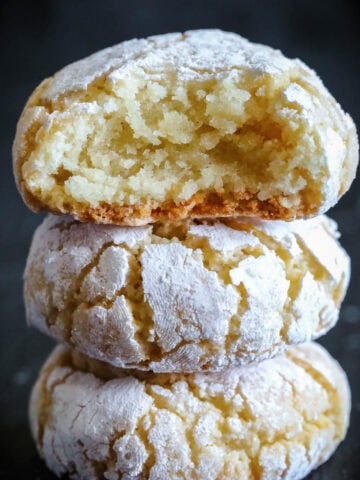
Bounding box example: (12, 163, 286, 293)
(22, 190, 315, 226)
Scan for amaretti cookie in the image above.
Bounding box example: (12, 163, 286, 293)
(13, 30, 358, 225)
(24, 214, 350, 372)
(29, 342, 350, 480)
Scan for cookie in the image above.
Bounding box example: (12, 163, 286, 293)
(24, 214, 349, 372)
(13, 30, 357, 225)
(29, 342, 350, 480)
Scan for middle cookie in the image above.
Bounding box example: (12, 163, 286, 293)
(25, 214, 349, 372)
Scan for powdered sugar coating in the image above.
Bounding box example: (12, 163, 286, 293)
(24, 214, 350, 372)
(141, 243, 239, 351)
(39, 31, 301, 99)
(29, 342, 351, 480)
(238, 215, 346, 282)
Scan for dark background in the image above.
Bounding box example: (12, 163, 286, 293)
(0, 0, 359, 478)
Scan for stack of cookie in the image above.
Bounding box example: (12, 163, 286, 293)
(13, 30, 358, 479)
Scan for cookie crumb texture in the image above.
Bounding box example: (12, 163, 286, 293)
(30, 342, 350, 480)
(13, 30, 358, 224)
(24, 214, 350, 372)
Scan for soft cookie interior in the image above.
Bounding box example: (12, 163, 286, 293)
(20, 71, 353, 221)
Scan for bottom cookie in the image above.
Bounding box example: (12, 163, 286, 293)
(30, 342, 350, 480)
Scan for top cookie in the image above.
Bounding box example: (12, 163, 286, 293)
(13, 30, 358, 225)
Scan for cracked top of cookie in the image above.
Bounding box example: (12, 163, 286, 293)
(30, 342, 350, 480)
(13, 30, 358, 224)
(24, 214, 350, 372)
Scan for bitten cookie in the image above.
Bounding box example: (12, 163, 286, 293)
(13, 30, 357, 225)
(24, 214, 350, 372)
(30, 342, 350, 480)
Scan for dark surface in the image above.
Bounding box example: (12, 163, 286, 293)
(0, 0, 359, 478)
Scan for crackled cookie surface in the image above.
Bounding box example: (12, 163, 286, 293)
(24, 214, 349, 372)
(30, 342, 350, 480)
(14, 30, 357, 224)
